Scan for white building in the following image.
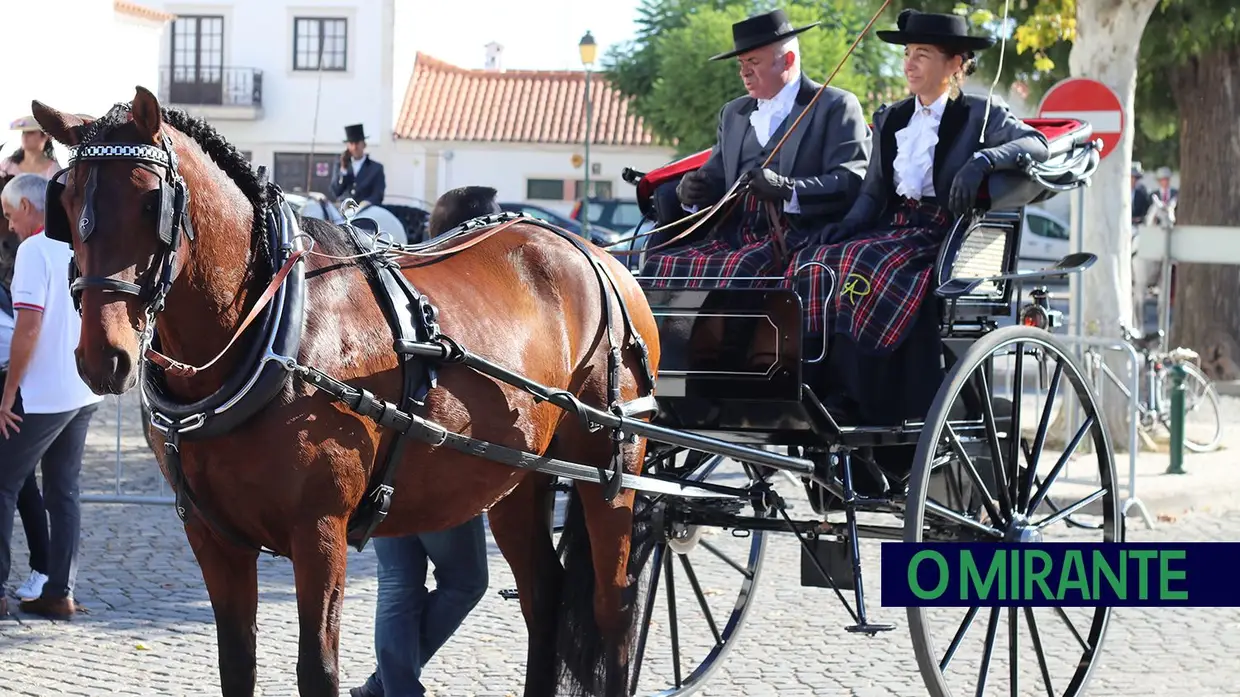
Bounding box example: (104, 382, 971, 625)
(388, 48, 676, 214)
(1, 1, 173, 163)
(138, 0, 396, 195)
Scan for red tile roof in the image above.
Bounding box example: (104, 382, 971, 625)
(114, 0, 176, 22)
(394, 52, 660, 147)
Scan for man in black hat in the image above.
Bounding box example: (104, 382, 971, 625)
(641, 8, 871, 289)
(331, 123, 386, 206)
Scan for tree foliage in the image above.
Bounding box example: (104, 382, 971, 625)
(603, 0, 895, 155)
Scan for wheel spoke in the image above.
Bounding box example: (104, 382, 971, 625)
(939, 605, 980, 672)
(1024, 607, 1056, 697)
(976, 369, 1013, 519)
(664, 550, 683, 689)
(944, 424, 1006, 527)
(1022, 359, 1064, 512)
(1035, 488, 1107, 530)
(1008, 343, 1025, 511)
(1053, 605, 1092, 653)
(678, 554, 723, 646)
(1027, 415, 1094, 516)
(700, 539, 754, 579)
(975, 607, 1001, 697)
(629, 545, 664, 695)
(925, 499, 1004, 539)
(1008, 606, 1019, 697)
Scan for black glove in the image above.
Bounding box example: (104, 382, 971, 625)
(949, 153, 993, 216)
(744, 167, 794, 202)
(676, 170, 719, 208)
(817, 221, 858, 246)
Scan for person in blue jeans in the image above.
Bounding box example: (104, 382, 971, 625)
(350, 515, 489, 697)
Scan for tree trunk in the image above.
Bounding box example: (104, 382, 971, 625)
(1066, 0, 1161, 447)
(1168, 46, 1240, 380)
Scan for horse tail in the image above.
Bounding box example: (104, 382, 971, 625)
(553, 482, 657, 697)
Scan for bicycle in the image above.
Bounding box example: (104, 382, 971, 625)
(1084, 324, 1223, 453)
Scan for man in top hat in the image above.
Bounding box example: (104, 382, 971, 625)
(640, 8, 871, 289)
(331, 123, 386, 206)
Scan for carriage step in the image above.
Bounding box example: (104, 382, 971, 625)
(498, 588, 519, 600)
(846, 623, 896, 635)
(800, 537, 855, 591)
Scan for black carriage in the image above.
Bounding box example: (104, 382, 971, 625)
(594, 117, 1120, 697)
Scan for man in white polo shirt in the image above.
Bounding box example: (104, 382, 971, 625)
(0, 172, 102, 620)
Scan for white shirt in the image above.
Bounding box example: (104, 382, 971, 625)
(9, 232, 103, 414)
(349, 155, 367, 177)
(893, 91, 949, 200)
(683, 76, 805, 215)
(750, 75, 802, 214)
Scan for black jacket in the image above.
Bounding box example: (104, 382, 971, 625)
(331, 156, 386, 206)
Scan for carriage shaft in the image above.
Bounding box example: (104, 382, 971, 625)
(398, 340, 818, 476)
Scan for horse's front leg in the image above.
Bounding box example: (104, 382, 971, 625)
(185, 518, 260, 697)
(290, 516, 349, 697)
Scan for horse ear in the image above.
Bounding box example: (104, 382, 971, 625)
(31, 101, 86, 146)
(132, 85, 163, 143)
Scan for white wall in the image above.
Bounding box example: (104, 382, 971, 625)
(388, 141, 676, 210)
(0, 1, 166, 163)
(148, 0, 395, 172)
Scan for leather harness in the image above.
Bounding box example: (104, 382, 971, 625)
(46, 129, 656, 557)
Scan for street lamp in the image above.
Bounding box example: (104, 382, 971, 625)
(579, 30, 597, 239)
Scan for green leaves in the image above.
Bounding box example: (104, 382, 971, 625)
(603, 0, 891, 155)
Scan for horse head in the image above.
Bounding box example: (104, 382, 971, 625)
(33, 86, 249, 394)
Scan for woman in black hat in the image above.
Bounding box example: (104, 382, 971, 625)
(781, 9, 1050, 429)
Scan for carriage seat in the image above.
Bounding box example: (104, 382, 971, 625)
(634, 118, 1101, 443)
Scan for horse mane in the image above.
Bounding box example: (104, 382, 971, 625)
(82, 102, 271, 264)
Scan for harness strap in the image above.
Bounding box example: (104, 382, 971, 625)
(144, 249, 308, 378)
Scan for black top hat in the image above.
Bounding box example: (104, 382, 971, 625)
(343, 123, 369, 142)
(876, 10, 995, 52)
(709, 9, 820, 61)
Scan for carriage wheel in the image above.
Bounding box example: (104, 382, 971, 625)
(620, 452, 771, 696)
(904, 325, 1121, 697)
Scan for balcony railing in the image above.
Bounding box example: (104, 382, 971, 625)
(158, 66, 263, 108)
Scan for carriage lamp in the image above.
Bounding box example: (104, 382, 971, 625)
(579, 31, 597, 239)
(1019, 286, 1062, 331)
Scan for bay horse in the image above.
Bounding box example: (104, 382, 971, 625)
(32, 87, 661, 697)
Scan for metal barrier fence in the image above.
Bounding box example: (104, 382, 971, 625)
(1055, 334, 1154, 530)
(81, 392, 173, 505)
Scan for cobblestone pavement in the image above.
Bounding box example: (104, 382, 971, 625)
(3, 392, 1239, 696)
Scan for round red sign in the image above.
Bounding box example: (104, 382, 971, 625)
(1037, 78, 1125, 160)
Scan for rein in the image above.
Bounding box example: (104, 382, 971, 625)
(603, 0, 893, 257)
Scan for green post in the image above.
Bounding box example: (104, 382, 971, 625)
(1166, 361, 1186, 474)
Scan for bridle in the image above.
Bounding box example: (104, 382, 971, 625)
(46, 137, 196, 330)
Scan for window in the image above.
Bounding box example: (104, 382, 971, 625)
(1027, 213, 1069, 240)
(572, 179, 614, 200)
(293, 17, 347, 71)
(273, 152, 338, 194)
(169, 15, 225, 105)
(526, 178, 564, 200)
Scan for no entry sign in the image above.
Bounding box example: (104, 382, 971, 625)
(1037, 78, 1124, 160)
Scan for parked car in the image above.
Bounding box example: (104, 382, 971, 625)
(570, 198, 644, 237)
(285, 191, 346, 225)
(1019, 206, 1071, 267)
(498, 202, 584, 235)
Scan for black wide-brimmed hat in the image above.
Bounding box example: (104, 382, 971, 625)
(343, 123, 369, 142)
(708, 9, 820, 61)
(876, 10, 995, 52)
